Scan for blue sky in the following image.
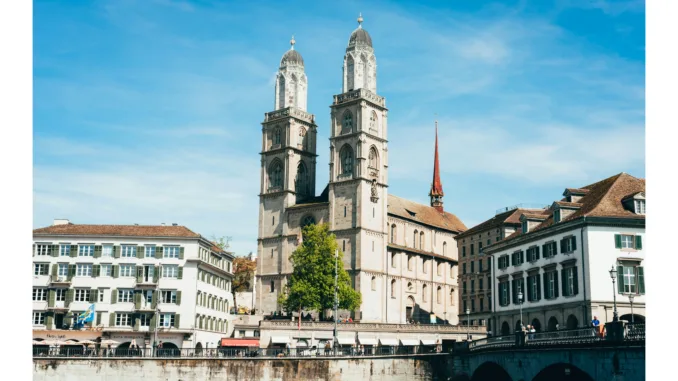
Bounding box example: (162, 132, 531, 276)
(33, 0, 645, 256)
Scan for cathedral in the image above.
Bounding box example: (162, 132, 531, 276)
(255, 15, 468, 324)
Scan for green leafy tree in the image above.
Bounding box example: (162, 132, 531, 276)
(232, 256, 256, 313)
(279, 223, 362, 319)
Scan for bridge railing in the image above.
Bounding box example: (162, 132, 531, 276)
(626, 323, 645, 341)
(525, 327, 601, 346)
(468, 334, 514, 351)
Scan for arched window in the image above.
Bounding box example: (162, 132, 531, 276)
(390, 224, 396, 243)
(437, 286, 442, 304)
(269, 160, 283, 188)
(346, 55, 355, 90)
(361, 54, 369, 90)
(371, 276, 376, 291)
(450, 289, 455, 304)
(273, 127, 281, 145)
(342, 111, 353, 133)
(408, 254, 414, 271)
(339, 145, 354, 175)
(407, 282, 413, 291)
(295, 162, 309, 196)
(420, 232, 425, 250)
(369, 111, 378, 132)
(413, 230, 418, 249)
(299, 127, 307, 150)
(270, 280, 275, 293)
(301, 215, 315, 229)
(443, 242, 447, 256)
(391, 279, 396, 298)
(368, 146, 379, 168)
(422, 284, 428, 302)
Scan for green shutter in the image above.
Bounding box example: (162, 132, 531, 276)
(33, 244, 36, 257)
(134, 291, 141, 310)
(51, 245, 59, 257)
(94, 245, 102, 258)
(93, 265, 100, 277)
(179, 247, 184, 260)
(150, 314, 156, 332)
(70, 245, 78, 257)
(111, 289, 117, 304)
(560, 239, 566, 253)
(535, 246, 540, 260)
(178, 267, 183, 280)
(96, 312, 102, 326)
(48, 289, 56, 307)
(89, 289, 97, 303)
(153, 266, 160, 282)
(561, 269, 567, 296)
(137, 246, 144, 259)
(571, 237, 577, 251)
(174, 314, 180, 328)
(520, 250, 524, 263)
(536, 275, 542, 300)
(65, 289, 74, 307)
(543, 272, 548, 299)
(109, 313, 115, 327)
(552, 242, 558, 255)
(51, 264, 58, 277)
(553, 271, 559, 298)
(152, 290, 157, 308)
(635, 236, 642, 250)
(615, 234, 622, 249)
(112, 265, 119, 278)
(134, 315, 140, 331)
(176, 291, 182, 306)
(617, 266, 624, 294)
(156, 247, 163, 259)
(638, 267, 645, 294)
(46, 314, 54, 329)
(67, 265, 76, 280)
(113, 246, 120, 258)
(64, 314, 72, 328)
(136, 266, 144, 283)
(573, 267, 579, 295)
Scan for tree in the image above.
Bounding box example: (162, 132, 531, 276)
(211, 235, 232, 250)
(279, 223, 362, 319)
(232, 256, 256, 314)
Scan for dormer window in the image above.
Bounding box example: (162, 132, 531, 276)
(635, 200, 646, 215)
(622, 192, 645, 215)
(521, 220, 528, 234)
(553, 209, 561, 223)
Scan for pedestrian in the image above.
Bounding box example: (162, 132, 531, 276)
(529, 325, 536, 340)
(348, 317, 353, 323)
(324, 341, 331, 356)
(285, 342, 291, 356)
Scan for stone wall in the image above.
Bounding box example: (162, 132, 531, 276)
(34, 354, 452, 381)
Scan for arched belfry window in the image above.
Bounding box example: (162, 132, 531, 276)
(342, 111, 353, 134)
(368, 146, 379, 168)
(269, 160, 283, 189)
(346, 55, 355, 91)
(277, 76, 285, 109)
(369, 111, 378, 133)
(340, 145, 354, 175)
(273, 127, 281, 145)
(295, 162, 309, 196)
(299, 127, 307, 150)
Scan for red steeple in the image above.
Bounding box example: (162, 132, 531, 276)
(429, 121, 444, 212)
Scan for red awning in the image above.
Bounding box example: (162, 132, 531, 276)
(220, 338, 260, 347)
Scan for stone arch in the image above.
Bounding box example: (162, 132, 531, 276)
(412, 229, 418, 249)
(289, 73, 298, 108)
(437, 286, 442, 304)
(195, 342, 203, 355)
(368, 145, 379, 169)
(531, 318, 542, 332)
(277, 75, 285, 109)
(548, 316, 559, 331)
(406, 296, 415, 321)
(532, 363, 594, 381)
(268, 159, 283, 188)
(471, 362, 512, 381)
(566, 314, 579, 329)
(501, 321, 511, 336)
(301, 214, 315, 228)
(360, 53, 368, 89)
(419, 231, 425, 250)
(339, 144, 354, 175)
(620, 313, 645, 324)
(443, 241, 447, 256)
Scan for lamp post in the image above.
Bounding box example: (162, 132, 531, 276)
(628, 294, 635, 324)
(465, 308, 470, 340)
(333, 249, 338, 356)
(609, 266, 619, 322)
(518, 291, 523, 331)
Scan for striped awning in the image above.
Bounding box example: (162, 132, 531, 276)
(400, 339, 419, 346)
(379, 338, 398, 346)
(358, 336, 378, 346)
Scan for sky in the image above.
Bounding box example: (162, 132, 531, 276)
(33, 0, 645, 256)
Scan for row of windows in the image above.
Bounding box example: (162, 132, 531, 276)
(32, 288, 182, 305)
(196, 291, 229, 312)
(31, 311, 180, 328)
(390, 252, 448, 275)
(34, 244, 182, 258)
(339, 109, 380, 135)
(197, 270, 231, 291)
(388, 279, 454, 304)
(462, 258, 490, 275)
(462, 276, 492, 294)
(35, 263, 182, 279)
(498, 237, 575, 270)
(195, 314, 228, 332)
(388, 224, 449, 255)
(462, 296, 492, 313)
(198, 247, 232, 272)
(461, 237, 499, 257)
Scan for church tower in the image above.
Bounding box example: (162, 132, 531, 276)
(429, 122, 445, 212)
(328, 14, 389, 322)
(257, 37, 318, 312)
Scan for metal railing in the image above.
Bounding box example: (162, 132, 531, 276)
(626, 323, 645, 341)
(524, 327, 602, 346)
(33, 345, 445, 359)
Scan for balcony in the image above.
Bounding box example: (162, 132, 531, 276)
(49, 275, 71, 287)
(135, 279, 157, 288)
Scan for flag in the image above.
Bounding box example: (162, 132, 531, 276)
(78, 304, 95, 324)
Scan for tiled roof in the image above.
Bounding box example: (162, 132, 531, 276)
(521, 211, 550, 220)
(33, 224, 201, 238)
(455, 208, 544, 239)
(502, 173, 645, 242)
(564, 188, 590, 195)
(387, 195, 467, 233)
(554, 201, 583, 208)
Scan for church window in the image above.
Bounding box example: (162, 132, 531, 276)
(340, 145, 354, 175)
(422, 284, 428, 302)
(391, 279, 396, 298)
(371, 276, 376, 291)
(269, 161, 283, 188)
(299, 128, 307, 150)
(420, 232, 425, 250)
(342, 111, 353, 134)
(373, 208, 375, 218)
(413, 230, 418, 249)
(273, 127, 281, 145)
(295, 162, 309, 196)
(344, 206, 347, 217)
(368, 146, 378, 168)
(369, 111, 378, 132)
(270, 281, 275, 293)
(343, 240, 346, 252)
(372, 240, 375, 252)
(301, 215, 315, 228)
(443, 242, 447, 256)
(391, 253, 397, 268)
(272, 216, 275, 226)
(271, 249, 274, 258)
(390, 224, 396, 243)
(408, 254, 414, 271)
(437, 286, 442, 304)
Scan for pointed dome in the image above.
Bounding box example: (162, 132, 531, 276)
(348, 13, 373, 48)
(280, 36, 304, 67)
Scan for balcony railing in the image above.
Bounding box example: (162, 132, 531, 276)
(259, 320, 486, 333)
(49, 275, 71, 285)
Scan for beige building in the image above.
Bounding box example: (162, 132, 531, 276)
(454, 206, 546, 332)
(256, 16, 468, 326)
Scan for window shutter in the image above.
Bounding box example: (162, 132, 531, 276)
(179, 247, 185, 260)
(67, 264, 76, 280)
(511, 280, 517, 304)
(156, 247, 163, 259)
(93, 265, 100, 277)
(541, 244, 547, 258)
(48, 289, 56, 307)
(109, 313, 115, 327)
(134, 292, 141, 310)
(520, 250, 524, 263)
(64, 314, 72, 328)
(174, 314, 180, 328)
(33, 244, 36, 257)
(134, 315, 140, 331)
(176, 291, 182, 305)
(137, 246, 144, 259)
(152, 290, 158, 308)
(561, 269, 567, 296)
(51, 245, 59, 257)
(153, 266, 160, 282)
(535, 246, 540, 260)
(573, 267, 579, 295)
(552, 242, 558, 255)
(635, 236, 642, 250)
(150, 314, 156, 332)
(46, 314, 54, 329)
(554, 271, 559, 298)
(113, 246, 120, 258)
(536, 275, 542, 300)
(178, 267, 183, 280)
(136, 267, 143, 283)
(112, 265, 119, 278)
(111, 289, 117, 304)
(560, 239, 565, 254)
(51, 264, 58, 277)
(66, 289, 74, 307)
(614, 234, 622, 249)
(96, 312, 102, 326)
(526, 277, 532, 301)
(70, 245, 78, 258)
(94, 245, 102, 258)
(571, 237, 577, 251)
(638, 267, 645, 294)
(617, 265, 624, 294)
(89, 289, 97, 303)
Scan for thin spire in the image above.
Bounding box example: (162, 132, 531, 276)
(429, 120, 444, 212)
(290, 35, 296, 50)
(357, 12, 363, 28)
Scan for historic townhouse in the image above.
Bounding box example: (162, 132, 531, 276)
(32, 220, 235, 351)
(485, 173, 645, 335)
(256, 15, 467, 326)
(454, 206, 546, 331)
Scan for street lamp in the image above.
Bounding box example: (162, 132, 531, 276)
(465, 308, 470, 340)
(628, 294, 635, 324)
(517, 291, 523, 331)
(609, 266, 619, 322)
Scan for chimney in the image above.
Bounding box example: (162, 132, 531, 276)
(172, 223, 178, 226)
(53, 219, 70, 226)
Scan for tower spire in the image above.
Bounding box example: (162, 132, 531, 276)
(429, 120, 444, 212)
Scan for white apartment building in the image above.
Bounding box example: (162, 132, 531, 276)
(32, 220, 235, 351)
(485, 173, 645, 335)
